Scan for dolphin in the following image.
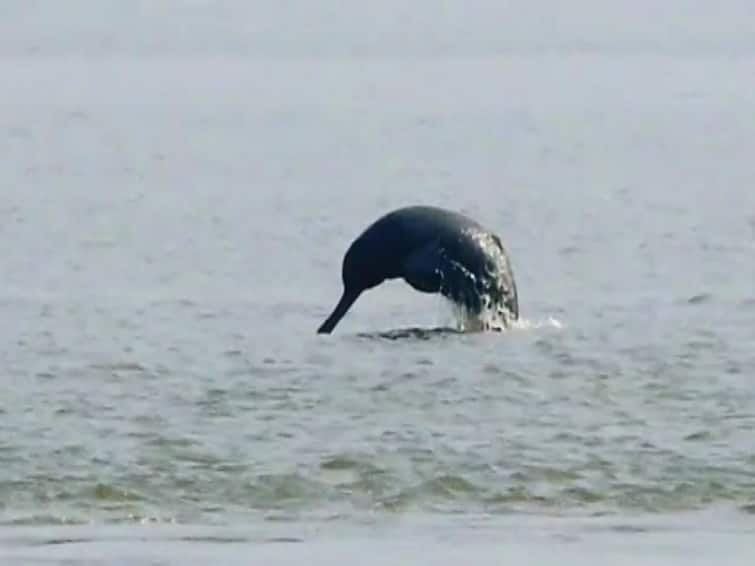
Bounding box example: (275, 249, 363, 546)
(317, 205, 518, 334)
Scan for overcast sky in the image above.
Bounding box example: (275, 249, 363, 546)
(2, 1, 755, 57)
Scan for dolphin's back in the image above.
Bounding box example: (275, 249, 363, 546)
(367, 206, 518, 321)
(380, 206, 482, 243)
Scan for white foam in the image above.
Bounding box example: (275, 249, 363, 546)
(512, 316, 566, 331)
(444, 296, 565, 333)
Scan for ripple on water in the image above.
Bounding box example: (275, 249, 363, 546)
(2, 297, 753, 528)
(356, 326, 464, 341)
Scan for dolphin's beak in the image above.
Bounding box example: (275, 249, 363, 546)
(317, 288, 361, 334)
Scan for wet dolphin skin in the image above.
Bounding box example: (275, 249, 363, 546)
(318, 206, 518, 334)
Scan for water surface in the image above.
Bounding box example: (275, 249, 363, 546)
(2, 4, 755, 564)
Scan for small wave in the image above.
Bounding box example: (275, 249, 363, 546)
(379, 474, 487, 512)
(511, 316, 565, 331)
(354, 316, 564, 341)
(89, 361, 146, 372)
(249, 474, 330, 508)
(1, 514, 87, 527)
(684, 293, 713, 305)
(93, 483, 144, 502)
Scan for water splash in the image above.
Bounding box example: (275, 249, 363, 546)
(431, 227, 520, 331)
(445, 297, 564, 333)
(512, 316, 565, 331)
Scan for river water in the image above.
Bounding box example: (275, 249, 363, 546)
(2, 3, 755, 564)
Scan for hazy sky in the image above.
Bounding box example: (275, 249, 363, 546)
(2, 1, 755, 56)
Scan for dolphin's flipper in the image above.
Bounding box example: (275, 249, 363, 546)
(403, 237, 515, 319)
(401, 243, 445, 293)
(402, 242, 479, 307)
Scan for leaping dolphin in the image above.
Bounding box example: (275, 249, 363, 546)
(318, 205, 518, 334)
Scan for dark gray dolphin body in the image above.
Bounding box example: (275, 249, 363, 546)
(318, 206, 519, 334)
